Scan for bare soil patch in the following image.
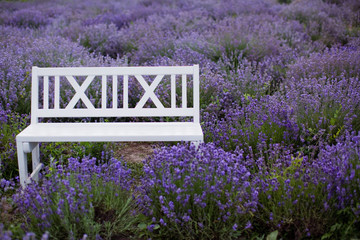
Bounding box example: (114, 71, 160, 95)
(0, 197, 18, 224)
(113, 142, 157, 163)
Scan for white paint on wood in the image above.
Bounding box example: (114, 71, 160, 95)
(135, 74, 164, 109)
(43, 76, 49, 109)
(31, 66, 39, 124)
(27, 163, 43, 184)
(171, 74, 176, 108)
(113, 75, 118, 109)
(193, 65, 200, 123)
(182, 74, 187, 108)
(65, 75, 95, 110)
(102, 75, 107, 109)
(54, 76, 60, 110)
(35, 108, 195, 118)
(17, 65, 203, 189)
(123, 75, 128, 109)
(37, 66, 195, 76)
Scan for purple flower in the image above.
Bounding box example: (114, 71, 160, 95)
(147, 224, 155, 232)
(245, 221, 252, 229)
(168, 201, 175, 211)
(182, 214, 190, 222)
(159, 218, 167, 226)
(232, 223, 238, 231)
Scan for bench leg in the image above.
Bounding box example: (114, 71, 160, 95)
(17, 141, 41, 188)
(16, 141, 28, 189)
(31, 143, 40, 182)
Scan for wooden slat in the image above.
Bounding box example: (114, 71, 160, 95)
(113, 75, 117, 109)
(37, 108, 196, 118)
(16, 122, 203, 143)
(182, 74, 187, 108)
(43, 76, 49, 109)
(193, 65, 200, 123)
(65, 76, 95, 110)
(123, 75, 128, 109)
(27, 163, 43, 184)
(135, 75, 164, 109)
(54, 76, 60, 109)
(37, 66, 195, 76)
(102, 75, 107, 109)
(171, 74, 176, 108)
(31, 67, 39, 123)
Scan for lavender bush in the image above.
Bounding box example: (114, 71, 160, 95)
(316, 133, 360, 212)
(0, 224, 12, 240)
(203, 95, 299, 153)
(0, 110, 29, 179)
(137, 134, 360, 239)
(254, 152, 331, 239)
(0, 26, 127, 113)
(2, 8, 50, 29)
(137, 143, 255, 239)
(280, 0, 352, 46)
(13, 156, 137, 239)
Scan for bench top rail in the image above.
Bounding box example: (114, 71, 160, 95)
(31, 65, 200, 123)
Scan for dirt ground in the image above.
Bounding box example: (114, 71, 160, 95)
(0, 197, 17, 225)
(113, 142, 157, 163)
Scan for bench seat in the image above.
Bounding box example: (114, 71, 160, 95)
(17, 122, 203, 142)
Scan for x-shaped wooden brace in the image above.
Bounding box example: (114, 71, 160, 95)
(135, 75, 165, 109)
(65, 75, 95, 109)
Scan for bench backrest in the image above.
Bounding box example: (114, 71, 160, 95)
(31, 65, 200, 124)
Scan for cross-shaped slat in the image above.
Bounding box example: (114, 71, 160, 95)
(65, 75, 95, 109)
(135, 75, 164, 109)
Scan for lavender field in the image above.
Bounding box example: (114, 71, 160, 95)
(1, 0, 360, 239)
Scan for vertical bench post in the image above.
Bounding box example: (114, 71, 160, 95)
(16, 141, 28, 188)
(193, 64, 200, 123)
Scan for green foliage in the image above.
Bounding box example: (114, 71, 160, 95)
(126, 161, 145, 180)
(41, 142, 112, 166)
(223, 40, 248, 72)
(255, 155, 331, 239)
(220, 99, 297, 154)
(15, 71, 32, 114)
(23, 166, 139, 239)
(3, 0, 29, 2)
(0, 112, 29, 179)
(91, 182, 139, 239)
(322, 207, 360, 240)
(297, 102, 346, 148)
(208, 34, 248, 71)
(266, 230, 279, 240)
(278, 0, 292, 4)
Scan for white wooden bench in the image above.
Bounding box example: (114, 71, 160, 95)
(16, 65, 203, 188)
